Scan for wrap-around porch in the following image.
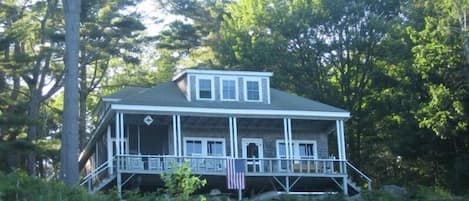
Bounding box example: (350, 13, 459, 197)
(80, 113, 370, 196)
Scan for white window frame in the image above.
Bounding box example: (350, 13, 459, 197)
(244, 77, 263, 102)
(276, 140, 318, 160)
(183, 137, 226, 157)
(220, 77, 239, 101)
(196, 76, 215, 100)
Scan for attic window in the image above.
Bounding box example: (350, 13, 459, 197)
(196, 77, 214, 100)
(221, 78, 238, 101)
(245, 79, 262, 102)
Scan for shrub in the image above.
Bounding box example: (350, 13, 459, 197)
(161, 161, 207, 201)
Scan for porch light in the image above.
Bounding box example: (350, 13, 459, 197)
(144, 115, 154, 125)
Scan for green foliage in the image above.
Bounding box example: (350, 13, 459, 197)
(0, 171, 116, 201)
(161, 162, 207, 201)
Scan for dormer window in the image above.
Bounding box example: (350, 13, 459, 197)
(221, 78, 238, 101)
(245, 78, 262, 102)
(196, 77, 214, 100)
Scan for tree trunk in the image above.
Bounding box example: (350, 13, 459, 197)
(27, 90, 41, 176)
(60, 0, 81, 186)
(79, 58, 87, 149)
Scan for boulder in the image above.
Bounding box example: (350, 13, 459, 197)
(209, 189, 222, 196)
(249, 191, 281, 201)
(381, 185, 408, 198)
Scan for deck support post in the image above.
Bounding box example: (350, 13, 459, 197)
(285, 176, 290, 193)
(238, 189, 242, 201)
(117, 172, 122, 199)
(343, 176, 348, 195)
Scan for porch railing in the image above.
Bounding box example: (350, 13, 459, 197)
(115, 154, 347, 176)
(80, 159, 115, 192)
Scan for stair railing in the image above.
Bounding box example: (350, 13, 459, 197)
(346, 161, 372, 190)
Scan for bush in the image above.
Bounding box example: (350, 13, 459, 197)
(0, 170, 115, 201)
(161, 162, 207, 201)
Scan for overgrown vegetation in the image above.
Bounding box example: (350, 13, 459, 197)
(0, 170, 468, 201)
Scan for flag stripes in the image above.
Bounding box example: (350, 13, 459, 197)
(226, 159, 245, 190)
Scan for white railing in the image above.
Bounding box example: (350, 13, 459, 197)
(80, 159, 114, 191)
(115, 155, 348, 176)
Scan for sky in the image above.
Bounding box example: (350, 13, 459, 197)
(135, 0, 182, 36)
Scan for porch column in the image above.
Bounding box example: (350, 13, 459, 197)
(233, 117, 239, 158)
(115, 112, 121, 156)
(336, 119, 348, 195)
(336, 120, 347, 164)
(177, 115, 182, 157)
(120, 113, 125, 155)
(229, 117, 234, 157)
(283, 118, 290, 159)
(287, 118, 293, 160)
(172, 115, 178, 156)
(107, 125, 113, 175)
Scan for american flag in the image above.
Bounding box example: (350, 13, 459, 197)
(226, 159, 245, 190)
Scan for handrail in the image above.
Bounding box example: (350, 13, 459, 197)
(80, 160, 110, 186)
(346, 161, 372, 190)
(117, 154, 346, 162)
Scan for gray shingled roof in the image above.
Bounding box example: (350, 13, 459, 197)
(103, 82, 348, 113)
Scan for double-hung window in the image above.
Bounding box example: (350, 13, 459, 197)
(184, 138, 226, 156)
(197, 77, 214, 100)
(184, 138, 225, 170)
(245, 78, 261, 102)
(276, 140, 317, 170)
(221, 78, 237, 101)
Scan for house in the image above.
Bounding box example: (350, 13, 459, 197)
(78, 69, 371, 197)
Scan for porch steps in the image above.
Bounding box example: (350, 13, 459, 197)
(91, 175, 116, 193)
(347, 178, 361, 193)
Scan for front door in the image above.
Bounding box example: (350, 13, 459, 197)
(242, 138, 263, 172)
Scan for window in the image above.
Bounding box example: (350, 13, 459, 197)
(244, 79, 262, 101)
(299, 143, 315, 159)
(186, 140, 202, 156)
(197, 77, 214, 100)
(207, 141, 224, 156)
(184, 138, 225, 156)
(221, 79, 237, 100)
(276, 140, 317, 159)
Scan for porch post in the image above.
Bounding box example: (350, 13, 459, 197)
(287, 118, 293, 161)
(233, 117, 238, 158)
(137, 125, 141, 154)
(283, 118, 290, 159)
(172, 115, 178, 156)
(119, 113, 124, 155)
(229, 117, 234, 158)
(107, 125, 113, 175)
(115, 112, 121, 156)
(339, 120, 347, 161)
(336, 120, 348, 195)
(177, 115, 182, 157)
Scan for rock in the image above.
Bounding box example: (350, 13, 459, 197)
(345, 194, 361, 201)
(249, 191, 281, 201)
(381, 185, 408, 198)
(209, 189, 222, 196)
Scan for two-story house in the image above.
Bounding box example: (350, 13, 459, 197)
(78, 69, 371, 197)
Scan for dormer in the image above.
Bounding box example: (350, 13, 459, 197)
(172, 69, 273, 104)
